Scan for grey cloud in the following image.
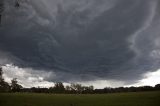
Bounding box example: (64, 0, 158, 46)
(0, 0, 160, 84)
(2, 64, 55, 88)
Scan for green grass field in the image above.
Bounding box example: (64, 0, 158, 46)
(0, 91, 160, 106)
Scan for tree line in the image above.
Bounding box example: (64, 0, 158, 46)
(20, 83, 160, 94)
(0, 67, 160, 94)
(0, 67, 23, 92)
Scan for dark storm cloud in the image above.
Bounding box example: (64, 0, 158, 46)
(0, 0, 160, 83)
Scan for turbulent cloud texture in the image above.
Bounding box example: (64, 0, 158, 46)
(2, 64, 55, 88)
(1, 0, 160, 85)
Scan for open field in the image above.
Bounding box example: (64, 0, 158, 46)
(0, 91, 160, 106)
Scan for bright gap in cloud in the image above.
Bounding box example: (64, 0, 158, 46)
(2, 64, 160, 89)
(1, 64, 126, 89)
(76, 80, 125, 89)
(2, 64, 55, 88)
(127, 69, 160, 87)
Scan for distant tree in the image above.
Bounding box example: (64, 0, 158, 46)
(53, 82, 65, 93)
(30, 87, 49, 93)
(0, 67, 10, 92)
(70, 83, 85, 94)
(82, 85, 94, 94)
(65, 85, 71, 91)
(11, 78, 22, 92)
(155, 84, 160, 90)
(0, 67, 5, 91)
(0, 67, 3, 79)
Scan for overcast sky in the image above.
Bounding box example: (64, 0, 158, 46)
(0, 0, 160, 88)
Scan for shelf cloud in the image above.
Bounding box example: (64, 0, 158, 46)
(0, 0, 160, 87)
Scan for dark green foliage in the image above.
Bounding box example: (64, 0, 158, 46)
(49, 82, 65, 93)
(155, 84, 160, 89)
(11, 78, 22, 92)
(0, 67, 10, 92)
(70, 83, 84, 94)
(66, 84, 94, 94)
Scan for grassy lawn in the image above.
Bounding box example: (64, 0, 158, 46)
(0, 91, 160, 106)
